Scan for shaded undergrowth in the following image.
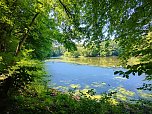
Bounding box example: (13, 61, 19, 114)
(1, 79, 152, 114)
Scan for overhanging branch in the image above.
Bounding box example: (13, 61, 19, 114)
(15, 12, 40, 56)
(58, 0, 72, 18)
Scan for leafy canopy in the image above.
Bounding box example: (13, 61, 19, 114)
(0, 0, 152, 94)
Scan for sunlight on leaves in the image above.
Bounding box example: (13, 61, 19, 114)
(113, 76, 127, 80)
(109, 87, 135, 101)
(137, 90, 152, 100)
(84, 85, 90, 89)
(70, 84, 81, 89)
(55, 86, 69, 92)
(91, 82, 106, 88)
(60, 80, 71, 84)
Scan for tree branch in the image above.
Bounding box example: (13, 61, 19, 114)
(58, 0, 71, 18)
(15, 12, 40, 56)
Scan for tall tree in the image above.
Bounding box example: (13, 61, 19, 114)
(53, 0, 152, 81)
(1, 0, 152, 97)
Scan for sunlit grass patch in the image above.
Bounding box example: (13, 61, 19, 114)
(116, 94, 127, 101)
(138, 90, 152, 100)
(107, 98, 119, 105)
(51, 56, 120, 67)
(72, 89, 96, 98)
(72, 89, 119, 105)
(84, 85, 90, 89)
(60, 80, 71, 84)
(114, 76, 127, 80)
(0, 75, 7, 80)
(108, 87, 136, 101)
(117, 87, 135, 97)
(91, 82, 106, 88)
(91, 95, 102, 99)
(127, 57, 140, 65)
(70, 84, 81, 89)
(55, 86, 69, 91)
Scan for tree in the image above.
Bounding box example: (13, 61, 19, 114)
(55, 0, 152, 80)
(1, 0, 152, 98)
(0, 0, 64, 97)
(51, 0, 152, 90)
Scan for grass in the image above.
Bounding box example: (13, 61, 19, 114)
(1, 79, 152, 114)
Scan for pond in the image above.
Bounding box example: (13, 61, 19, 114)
(45, 57, 152, 100)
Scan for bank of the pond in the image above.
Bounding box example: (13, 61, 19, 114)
(3, 80, 152, 114)
(46, 56, 121, 68)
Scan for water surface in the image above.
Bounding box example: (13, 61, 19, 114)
(45, 57, 151, 100)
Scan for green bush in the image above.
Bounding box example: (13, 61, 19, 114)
(64, 51, 80, 58)
(4, 84, 152, 114)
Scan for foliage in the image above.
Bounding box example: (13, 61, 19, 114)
(2, 83, 152, 114)
(10, 59, 45, 90)
(50, 45, 65, 57)
(61, 39, 119, 58)
(64, 51, 80, 58)
(0, 0, 152, 113)
(0, 0, 65, 97)
(52, 0, 152, 82)
(0, 49, 45, 98)
(99, 40, 119, 57)
(115, 32, 152, 84)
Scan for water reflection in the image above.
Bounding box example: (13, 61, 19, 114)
(48, 56, 120, 67)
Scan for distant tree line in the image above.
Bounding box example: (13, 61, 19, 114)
(51, 39, 120, 58)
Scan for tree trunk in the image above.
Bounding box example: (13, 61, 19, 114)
(15, 12, 39, 56)
(0, 12, 40, 98)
